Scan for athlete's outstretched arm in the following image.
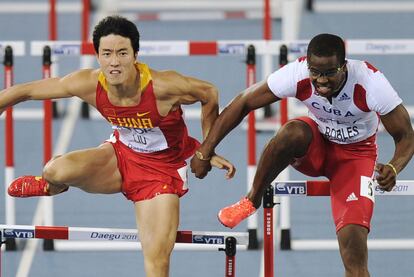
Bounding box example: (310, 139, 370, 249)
(191, 80, 280, 179)
(0, 69, 98, 115)
(377, 104, 414, 191)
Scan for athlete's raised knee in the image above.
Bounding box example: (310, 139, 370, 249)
(43, 156, 70, 186)
(276, 120, 313, 157)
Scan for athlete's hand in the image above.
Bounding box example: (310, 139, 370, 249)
(190, 155, 212, 179)
(210, 154, 236, 179)
(375, 163, 397, 192)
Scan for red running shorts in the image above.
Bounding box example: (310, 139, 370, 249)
(291, 116, 378, 232)
(108, 139, 189, 202)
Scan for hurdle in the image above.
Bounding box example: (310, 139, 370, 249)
(0, 225, 248, 277)
(28, 38, 414, 121)
(0, 41, 43, 121)
(262, 179, 414, 277)
(1, 42, 25, 251)
(1, 43, 57, 251)
(0, 0, 283, 21)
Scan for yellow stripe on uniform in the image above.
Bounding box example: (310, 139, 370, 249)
(98, 62, 152, 93)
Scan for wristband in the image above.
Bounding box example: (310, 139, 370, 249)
(385, 163, 398, 176)
(195, 150, 211, 161)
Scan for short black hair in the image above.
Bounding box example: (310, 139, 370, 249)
(92, 16, 140, 54)
(307, 33, 346, 65)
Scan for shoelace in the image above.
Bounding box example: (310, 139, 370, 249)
(229, 199, 254, 215)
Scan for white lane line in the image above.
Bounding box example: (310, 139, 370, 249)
(15, 201, 44, 277)
(52, 98, 82, 156)
(15, 97, 82, 277)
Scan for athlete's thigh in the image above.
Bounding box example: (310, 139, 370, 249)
(291, 117, 327, 176)
(329, 156, 376, 233)
(47, 143, 122, 193)
(135, 194, 179, 250)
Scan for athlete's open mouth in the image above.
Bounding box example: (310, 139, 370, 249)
(315, 85, 331, 95)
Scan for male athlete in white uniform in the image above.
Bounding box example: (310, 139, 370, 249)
(271, 57, 402, 145)
(191, 34, 414, 277)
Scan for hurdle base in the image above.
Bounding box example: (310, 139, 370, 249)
(306, 0, 314, 11)
(81, 101, 90, 118)
(247, 228, 259, 250)
(5, 238, 17, 251)
(280, 229, 291, 250)
(43, 239, 54, 251)
(52, 101, 62, 118)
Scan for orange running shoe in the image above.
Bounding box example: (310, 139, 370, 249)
(8, 176, 50, 197)
(218, 197, 257, 229)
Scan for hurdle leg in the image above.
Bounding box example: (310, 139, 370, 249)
(219, 236, 237, 277)
(4, 46, 17, 251)
(0, 231, 4, 277)
(41, 45, 55, 251)
(263, 185, 276, 277)
(245, 45, 259, 250)
(4, 166, 16, 250)
(1, 230, 5, 276)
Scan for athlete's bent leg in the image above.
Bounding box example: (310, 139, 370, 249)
(337, 224, 370, 277)
(135, 194, 179, 277)
(218, 120, 314, 228)
(248, 119, 313, 207)
(43, 143, 122, 195)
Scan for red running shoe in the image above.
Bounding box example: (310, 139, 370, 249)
(8, 176, 50, 197)
(218, 197, 256, 229)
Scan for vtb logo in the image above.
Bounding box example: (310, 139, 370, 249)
(3, 229, 34, 238)
(193, 235, 224, 244)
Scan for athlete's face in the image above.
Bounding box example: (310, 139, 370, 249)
(97, 34, 137, 86)
(307, 54, 347, 99)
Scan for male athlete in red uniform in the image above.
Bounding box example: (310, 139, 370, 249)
(191, 34, 414, 277)
(0, 16, 234, 277)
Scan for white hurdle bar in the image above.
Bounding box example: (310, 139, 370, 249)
(313, 1, 414, 13)
(262, 180, 414, 277)
(275, 179, 414, 250)
(26, 39, 414, 122)
(29, 38, 414, 56)
(0, 225, 248, 252)
(273, 179, 414, 197)
(0, 41, 25, 56)
(1, 38, 413, 122)
(0, 1, 282, 20)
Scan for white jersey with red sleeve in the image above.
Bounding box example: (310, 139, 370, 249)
(267, 58, 402, 144)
